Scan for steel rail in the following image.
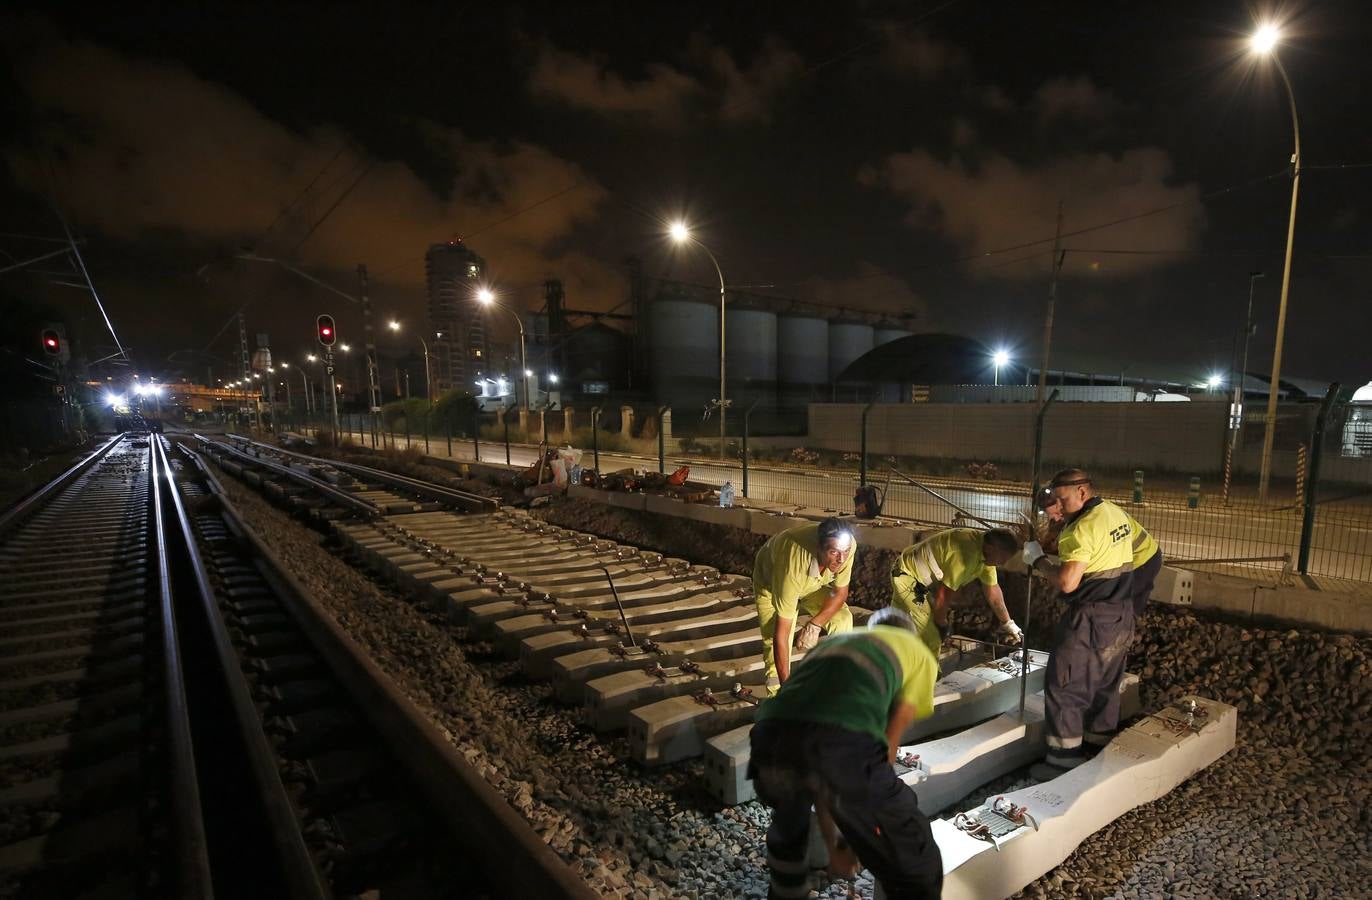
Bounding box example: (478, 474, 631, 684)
(149, 437, 215, 898)
(227, 433, 497, 512)
(195, 449, 595, 898)
(0, 433, 125, 539)
(163, 439, 329, 899)
(195, 435, 380, 517)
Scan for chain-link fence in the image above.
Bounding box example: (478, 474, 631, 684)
(299, 390, 1371, 587)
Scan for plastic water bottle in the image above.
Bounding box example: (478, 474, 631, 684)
(719, 481, 735, 508)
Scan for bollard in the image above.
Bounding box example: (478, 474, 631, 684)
(1221, 444, 1234, 506)
(1133, 469, 1144, 504)
(1188, 476, 1200, 509)
(1294, 444, 1308, 508)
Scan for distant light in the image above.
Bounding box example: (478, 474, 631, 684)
(549, 373, 560, 384)
(388, 320, 401, 331)
(280, 362, 288, 368)
(1251, 23, 1280, 54)
(340, 343, 351, 352)
(669, 221, 691, 243)
(253, 373, 261, 380)
(475, 380, 484, 386)
(993, 350, 1010, 367)
(267, 366, 275, 373)
(435, 331, 444, 339)
(477, 288, 495, 304)
(524, 369, 533, 377)
(307, 354, 317, 362)
(1207, 374, 1223, 388)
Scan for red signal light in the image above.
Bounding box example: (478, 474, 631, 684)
(41, 329, 62, 357)
(316, 314, 337, 347)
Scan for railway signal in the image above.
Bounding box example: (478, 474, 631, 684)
(316, 314, 337, 347)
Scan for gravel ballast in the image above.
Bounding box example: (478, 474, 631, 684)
(219, 476, 1372, 898)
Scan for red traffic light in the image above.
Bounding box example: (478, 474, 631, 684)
(316, 314, 337, 347)
(41, 329, 61, 356)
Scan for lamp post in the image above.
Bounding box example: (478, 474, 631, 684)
(1231, 271, 1265, 445)
(1250, 24, 1301, 504)
(476, 288, 528, 411)
(993, 350, 1010, 387)
(669, 221, 728, 459)
(388, 320, 433, 403)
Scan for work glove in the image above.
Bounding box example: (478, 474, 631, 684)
(1022, 541, 1044, 566)
(997, 619, 1024, 646)
(793, 620, 823, 652)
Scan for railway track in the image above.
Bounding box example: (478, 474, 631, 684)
(0, 432, 586, 898)
(0, 433, 209, 899)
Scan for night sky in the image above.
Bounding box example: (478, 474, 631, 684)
(2, 1, 1369, 388)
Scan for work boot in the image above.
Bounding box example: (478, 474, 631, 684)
(1029, 746, 1088, 781)
(1083, 730, 1117, 756)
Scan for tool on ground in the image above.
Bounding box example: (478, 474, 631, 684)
(600, 565, 637, 649)
(887, 466, 996, 528)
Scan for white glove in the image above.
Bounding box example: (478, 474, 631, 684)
(1022, 541, 1044, 566)
(793, 620, 823, 652)
(997, 620, 1024, 646)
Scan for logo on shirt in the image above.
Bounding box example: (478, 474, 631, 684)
(1108, 522, 1132, 543)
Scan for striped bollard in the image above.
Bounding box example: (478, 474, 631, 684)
(1295, 444, 1308, 507)
(1221, 443, 1234, 506)
(1132, 469, 1144, 504)
(1188, 476, 1201, 509)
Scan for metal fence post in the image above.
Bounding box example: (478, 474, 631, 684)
(424, 412, 431, 455)
(1133, 469, 1145, 504)
(743, 399, 760, 498)
(404, 415, 411, 450)
(473, 409, 481, 461)
(503, 413, 511, 465)
(860, 401, 874, 486)
(1030, 389, 1060, 498)
(1188, 476, 1201, 509)
(446, 415, 452, 458)
(656, 406, 668, 474)
(590, 406, 601, 477)
(1298, 382, 1340, 574)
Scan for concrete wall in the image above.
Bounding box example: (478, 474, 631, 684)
(808, 402, 1229, 474)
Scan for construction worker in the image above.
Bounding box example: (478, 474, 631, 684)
(1037, 487, 1163, 617)
(1023, 469, 1136, 774)
(753, 518, 856, 695)
(749, 607, 943, 899)
(890, 527, 1022, 655)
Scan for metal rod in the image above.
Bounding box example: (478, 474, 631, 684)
(860, 401, 874, 486)
(887, 466, 995, 529)
(601, 566, 636, 648)
(1031, 388, 1061, 498)
(1169, 553, 1292, 566)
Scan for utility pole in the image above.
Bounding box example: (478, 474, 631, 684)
(358, 264, 381, 412)
(1035, 202, 1065, 409)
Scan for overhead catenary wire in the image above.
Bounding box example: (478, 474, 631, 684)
(50, 193, 129, 364)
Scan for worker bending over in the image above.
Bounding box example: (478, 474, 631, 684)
(753, 518, 856, 694)
(1023, 469, 1136, 773)
(749, 608, 943, 899)
(1037, 487, 1163, 617)
(891, 527, 1022, 655)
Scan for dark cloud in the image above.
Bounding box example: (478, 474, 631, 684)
(3, 27, 618, 303)
(527, 35, 801, 125)
(1032, 76, 1120, 124)
(861, 147, 1204, 279)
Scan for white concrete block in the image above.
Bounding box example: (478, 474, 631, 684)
(1151, 565, 1194, 606)
(930, 695, 1236, 900)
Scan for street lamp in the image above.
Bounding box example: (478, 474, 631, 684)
(669, 220, 728, 459)
(477, 288, 528, 411)
(1249, 22, 1301, 504)
(387, 321, 433, 404)
(1207, 374, 1223, 393)
(993, 350, 1010, 386)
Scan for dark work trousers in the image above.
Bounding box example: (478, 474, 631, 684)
(1044, 598, 1135, 750)
(1131, 551, 1164, 617)
(748, 719, 943, 900)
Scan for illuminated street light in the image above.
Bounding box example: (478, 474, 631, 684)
(1251, 23, 1279, 54)
(340, 343, 351, 352)
(1247, 21, 1301, 504)
(306, 354, 317, 362)
(386, 320, 433, 403)
(388, 320, 400, 331)
(667, 219, 728, 458)
(474, 287, 528, 410)
(992, 350, 1010, 386)
(549, 373, 559, 385)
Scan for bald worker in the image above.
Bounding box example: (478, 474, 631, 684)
(752, 518, 857, 695)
